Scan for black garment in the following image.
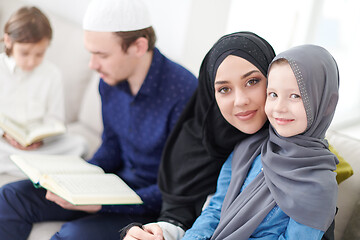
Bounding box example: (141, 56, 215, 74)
(157, 31, 275, 230)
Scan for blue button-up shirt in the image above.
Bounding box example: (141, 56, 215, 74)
(88, 48, 197, 215)
(182, 153, 324, 239)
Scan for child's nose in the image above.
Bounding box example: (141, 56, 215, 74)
(274, 99, 288, 112)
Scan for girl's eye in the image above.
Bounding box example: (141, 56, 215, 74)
(246, 78, 260, 87)
(290, 94, 301, 99)
(268, 92, 277, 98)
(218, 87, 231, 94)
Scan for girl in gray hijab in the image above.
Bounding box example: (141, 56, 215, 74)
(210, 44, 339, 239)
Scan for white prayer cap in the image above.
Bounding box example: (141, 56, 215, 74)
(83, 0, 152, 32)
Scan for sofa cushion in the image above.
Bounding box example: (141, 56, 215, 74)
(326, 129, 360, 240)
(45, 14, 93, 123)
(77, 73, 103, 135)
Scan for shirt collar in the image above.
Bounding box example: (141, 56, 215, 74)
(136, 48, 163, 98)
(4, 55, 17, 74)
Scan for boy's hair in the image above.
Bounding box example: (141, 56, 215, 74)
(3, 6, 52, 56)
(114, 26, 156, 53)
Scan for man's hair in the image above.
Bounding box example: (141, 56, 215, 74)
(114, 26, 156, 52)
(3, 6, 52, 56)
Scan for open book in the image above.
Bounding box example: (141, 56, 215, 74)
(10, 154, 143, 205)
(0, 113, 66, 147)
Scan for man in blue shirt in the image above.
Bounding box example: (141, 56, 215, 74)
(0, 0, 197, 239)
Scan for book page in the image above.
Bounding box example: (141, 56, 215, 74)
(0, 114, 66, 146)
(10, 154, 104, 184)
(40, 173, 143, 205)
(0, 114, 28, 144)
(26, 120, 66, 143)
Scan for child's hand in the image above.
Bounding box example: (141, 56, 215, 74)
(3, 133, 43, 150)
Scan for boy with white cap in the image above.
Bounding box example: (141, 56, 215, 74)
(0, 0, 197, 239)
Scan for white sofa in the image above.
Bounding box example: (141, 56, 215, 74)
(0, 1, 359, 239)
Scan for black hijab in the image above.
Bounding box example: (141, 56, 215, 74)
(157, 32, 275, 229)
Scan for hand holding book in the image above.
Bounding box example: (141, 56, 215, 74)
(3, 132, 43, 150)
(10, 154, 143, 205)
(45, 191, 101, 213)
(0, 113, 66, 148)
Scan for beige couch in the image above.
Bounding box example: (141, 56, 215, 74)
(0, 1, 359, 239)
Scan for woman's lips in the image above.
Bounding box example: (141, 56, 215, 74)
(235, 110, 257, 121)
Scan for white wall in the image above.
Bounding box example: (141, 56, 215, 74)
(17, 0, 232, 75)
(2, 0, 359, 127)
(226, 0, 360, 127)
(20, 0, 197, 73)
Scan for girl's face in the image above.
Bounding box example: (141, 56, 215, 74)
(214, 55, 267, 134)
(5, 36, 50, 72)
(265, 62, 307, 137)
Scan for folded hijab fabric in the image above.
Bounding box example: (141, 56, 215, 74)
(211, 45, 339, 239)
(157, 32, 275, 229)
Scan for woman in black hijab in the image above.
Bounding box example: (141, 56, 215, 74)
(157, 31, 275, 230)
(121, 33, 335, 240)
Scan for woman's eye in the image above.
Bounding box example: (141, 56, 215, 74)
(218, 87, 230, 94)
(290, 94, 301, 99)
(268, 92, 277, 98)
(246, 78, 259, 87)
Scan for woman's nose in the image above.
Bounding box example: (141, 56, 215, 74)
(234, 91, 250, 106)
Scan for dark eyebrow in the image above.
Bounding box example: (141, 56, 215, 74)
(214, 70, 261, 85)
(242, 70, 261, 79)
(214, 80, 228, 85)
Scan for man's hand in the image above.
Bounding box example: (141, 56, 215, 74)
(45, 191, 101, 213)
(124, 223, 164, 240)
(3, 133, 43, 150)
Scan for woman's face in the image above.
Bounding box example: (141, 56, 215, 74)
(214, 55, 267, 134)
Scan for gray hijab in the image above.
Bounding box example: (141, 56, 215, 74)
(211, 45, 339, 239)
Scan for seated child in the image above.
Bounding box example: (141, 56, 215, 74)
(0, 6, 88, 176)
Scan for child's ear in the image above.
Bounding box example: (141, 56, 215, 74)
(3, 34, 13, 49)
